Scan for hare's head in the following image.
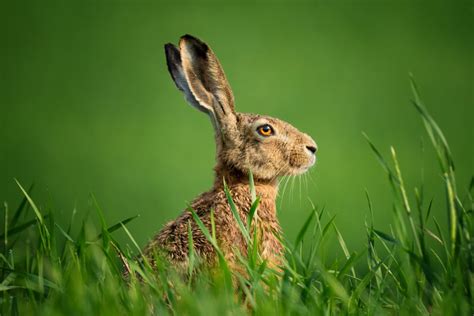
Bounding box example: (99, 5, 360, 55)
(165, 35, 317, 182)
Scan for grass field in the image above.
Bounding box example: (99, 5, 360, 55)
(1, 80, 472, 315)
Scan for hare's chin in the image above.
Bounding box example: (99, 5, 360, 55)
(289, 163, 315, 176)
(293, 157, 316, 175)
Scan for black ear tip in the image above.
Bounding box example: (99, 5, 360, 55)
(180, 34, 208, 52)
(164, 43, 177, 53)
(181, 34, 199, 41)
(164, 43, 180, 62)
(165, 43, 181, 71)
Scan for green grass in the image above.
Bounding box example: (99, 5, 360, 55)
(1, 79, 472, 315)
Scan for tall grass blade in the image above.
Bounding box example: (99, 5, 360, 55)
(223, 179, 251, 243)
(9, 184, 34, 229)
(94, 214, 140, 241)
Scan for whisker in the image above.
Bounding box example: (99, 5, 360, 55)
(298, 175, 302, 203)
(279, 175, 292, 208)
(290, 176, 296, 203)
(304, 172, 309, 196)
(307, 168, 318, 188)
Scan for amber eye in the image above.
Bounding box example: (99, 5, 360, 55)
(257, 124, 274, 137)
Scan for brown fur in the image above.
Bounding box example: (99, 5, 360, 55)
(144, 35, 317, 274)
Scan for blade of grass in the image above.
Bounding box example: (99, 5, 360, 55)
(223, 179, 250, 243)
(14, 179, 50, 251)
(373, 229, 400, 245)
(93, 215, 140, 241)
(333, 223, 357, 280)
(188, 207, 232, 290)
(9, 184, 34, 229)
(3, 202, 8, 247)
(247, 197, 261, 230)
(295, 210, 316, 249)
(187, 220, 196, 282)
(14, 180, 44, 227)
(362, 133, 399, 187)
(55, 223, 75, 244)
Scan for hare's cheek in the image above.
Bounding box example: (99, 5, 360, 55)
(288, 151, 307, 169)
(288, 154, 299, 168)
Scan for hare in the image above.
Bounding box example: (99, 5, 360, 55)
(143, 34, 317, 274)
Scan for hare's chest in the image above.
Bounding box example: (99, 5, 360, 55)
(216, 210, 283, 267)
(254, 218, 283, 267)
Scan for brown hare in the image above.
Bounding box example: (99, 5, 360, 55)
(143, 34, 317, 274)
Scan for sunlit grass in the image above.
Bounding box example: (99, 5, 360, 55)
(1, 79, 472, 315)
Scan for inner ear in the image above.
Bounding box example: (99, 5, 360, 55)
(178, 35, 241, 147)
(164, 43, 214, 115)
(179, 35, 235, 116)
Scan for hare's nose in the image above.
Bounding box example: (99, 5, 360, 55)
(306, 145, 317, 155)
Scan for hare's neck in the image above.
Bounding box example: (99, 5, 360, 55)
(213, 165, 279, 211)
(213, 164, 277, 187)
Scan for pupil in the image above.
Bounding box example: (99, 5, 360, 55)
(257, 124, 273, 136)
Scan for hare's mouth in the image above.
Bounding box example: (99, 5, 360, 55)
(289, 158, 316, 176)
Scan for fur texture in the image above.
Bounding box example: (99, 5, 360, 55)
(144, 35, 317, 273)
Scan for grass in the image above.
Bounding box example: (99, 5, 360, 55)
(1, 79, 472, 315)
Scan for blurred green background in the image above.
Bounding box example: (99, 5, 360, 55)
(1, 1, 472, 254)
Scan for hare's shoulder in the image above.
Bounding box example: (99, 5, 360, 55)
(143, 190, 226, 263)
(191, 185, 254, 219)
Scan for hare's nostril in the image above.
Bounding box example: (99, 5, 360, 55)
(306, 145, 317, 154)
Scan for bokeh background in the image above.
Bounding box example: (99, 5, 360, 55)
(1, 1, 472, 255)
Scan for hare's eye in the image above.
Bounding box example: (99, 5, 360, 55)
(257, 124, 274, 137)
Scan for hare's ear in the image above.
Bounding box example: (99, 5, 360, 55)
(178, 35, 237, 133)
(164, 43, 213, 115)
